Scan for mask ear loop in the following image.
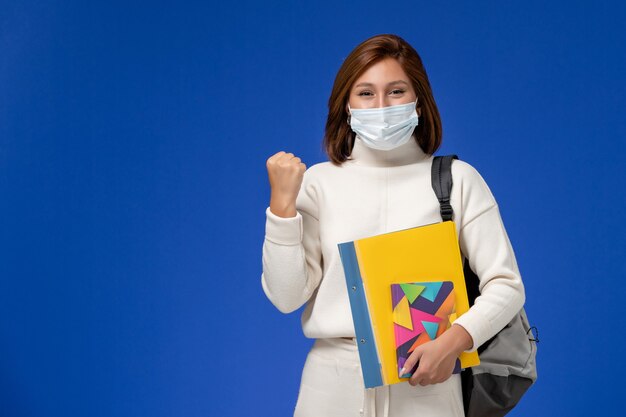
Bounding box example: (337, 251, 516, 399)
(346, 104, 355, 149)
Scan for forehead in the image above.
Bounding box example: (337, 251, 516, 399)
(353, 57, 410, 86)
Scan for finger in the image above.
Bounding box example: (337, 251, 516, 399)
(277, 153, 297, 166)
(441, 372, 452, 383)
(410, 367, 426, 386)
(269, 151, 286, 161)
(410, 374, 428, 387)
(401, 347, 423, 377)
(267, 151, 286, 167)
(270, 151, 291, 163)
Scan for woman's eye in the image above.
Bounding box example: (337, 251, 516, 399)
(390, 89, 405, 95)
(358, 91, 373, 96)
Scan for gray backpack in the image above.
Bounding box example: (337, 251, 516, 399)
(431, 155, 538, 417)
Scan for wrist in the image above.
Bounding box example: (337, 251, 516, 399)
(441, 324, 474, 355)
(270, 195, 297, 218)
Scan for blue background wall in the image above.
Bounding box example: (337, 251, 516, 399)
(1, 1, 625, 416)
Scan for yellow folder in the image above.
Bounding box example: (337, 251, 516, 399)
(338, 220, 480, 387)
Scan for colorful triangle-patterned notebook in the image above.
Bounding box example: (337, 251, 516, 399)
(392, 281, 461, 378)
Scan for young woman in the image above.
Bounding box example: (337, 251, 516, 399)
(261, 34, 525, 417)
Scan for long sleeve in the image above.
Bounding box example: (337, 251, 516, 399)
(451, 162, 526, 352)
(260, 170, 324, 314)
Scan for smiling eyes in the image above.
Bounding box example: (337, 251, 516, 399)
(357, 89, 406, 97)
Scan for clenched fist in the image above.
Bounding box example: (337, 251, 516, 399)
(266, 151, 307, 218)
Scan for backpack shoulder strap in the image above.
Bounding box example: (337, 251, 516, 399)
(431, 154, 481, 305)
(431, 154, 459, 221)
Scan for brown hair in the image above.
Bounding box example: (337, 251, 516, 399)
(324, 34, 442, 165)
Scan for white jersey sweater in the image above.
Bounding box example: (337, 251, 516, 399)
(261, 135, 525, 352)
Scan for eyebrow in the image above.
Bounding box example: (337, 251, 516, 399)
(354, 80, 410, 88)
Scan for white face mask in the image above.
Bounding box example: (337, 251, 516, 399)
(348, 101, 419, 151)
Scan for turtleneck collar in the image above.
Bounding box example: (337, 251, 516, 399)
(346, 135, 430, 167)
